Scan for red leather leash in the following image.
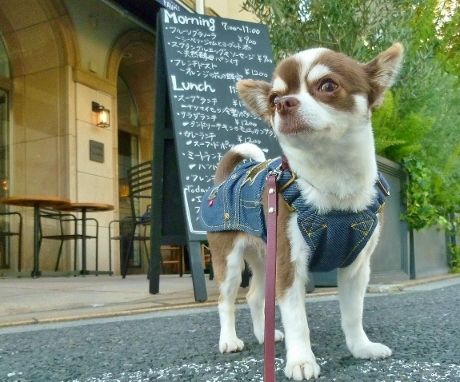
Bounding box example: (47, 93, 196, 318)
(264, 173, 278, 382)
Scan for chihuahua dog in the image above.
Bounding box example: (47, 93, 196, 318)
(200, 43, 403, 380)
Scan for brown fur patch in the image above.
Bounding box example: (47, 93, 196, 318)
(273, 56, 301, 95)
(364, 43, 404, 107)
(236, 79, 272, 121)
(207, 231, 241, 285)
(214, 151, 245, 185)
(309, 51, 371, 111)
(207, 190, 296, 299)
(261, 186, 295, 299)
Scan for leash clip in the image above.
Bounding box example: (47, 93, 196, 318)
(267, 166, 282, 181)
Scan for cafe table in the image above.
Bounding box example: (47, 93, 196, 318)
(0, 195, 70, 277)
(56, 202, 114, 275)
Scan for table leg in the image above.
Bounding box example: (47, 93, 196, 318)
(31, 204, 41, 278)
(81, 209, 88, 275)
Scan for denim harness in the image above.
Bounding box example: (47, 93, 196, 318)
(200, 157, 390, 272)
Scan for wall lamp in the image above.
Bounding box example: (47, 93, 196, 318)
(92, 101, 110, 128)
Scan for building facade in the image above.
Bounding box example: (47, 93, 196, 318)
(0, 0, 254, 276)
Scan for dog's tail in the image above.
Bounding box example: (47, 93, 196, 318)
(214, 143, 266, 185)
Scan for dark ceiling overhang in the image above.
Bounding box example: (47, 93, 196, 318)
(110, 0, 190, 28)
(110, 0, 162, 27)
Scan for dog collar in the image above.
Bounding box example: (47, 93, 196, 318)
(279, 156, 319, 192)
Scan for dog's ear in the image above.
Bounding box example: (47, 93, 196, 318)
(237, 79, 272, 121)
(365, 43, 404, 108)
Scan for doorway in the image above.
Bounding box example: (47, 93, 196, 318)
(112, 33, 155, 275)
(117, 76, 144, 271)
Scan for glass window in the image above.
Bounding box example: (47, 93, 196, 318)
(117, 76, 139, 132)
(117, 76, 142, 268)
(117, 76, 140, 219)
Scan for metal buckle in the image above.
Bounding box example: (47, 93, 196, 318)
(279, 172, 297, 192)
(267, 164, 283, 181)
(377, 178, 390, 197)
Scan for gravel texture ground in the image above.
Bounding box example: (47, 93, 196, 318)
(0, 283, 459, 381)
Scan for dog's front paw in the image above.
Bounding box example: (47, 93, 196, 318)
(285, 353, 320, 380)
(219, 336, 244, 353)
(350, 341, 392, 360)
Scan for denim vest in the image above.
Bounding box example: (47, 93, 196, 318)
(200, 158, 390, 272)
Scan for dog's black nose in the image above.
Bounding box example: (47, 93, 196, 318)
(275, 96, 299, 114)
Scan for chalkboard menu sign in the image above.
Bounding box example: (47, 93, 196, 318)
(150, 9, 279, 300)
(158, 9, 280, 239)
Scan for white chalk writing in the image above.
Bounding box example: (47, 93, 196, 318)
(162, 11, 279, 234)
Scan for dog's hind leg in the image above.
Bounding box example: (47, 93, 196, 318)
(244, 240, 284, 344)
(337, 222, 392, 360)
(210, 232, 246, 353)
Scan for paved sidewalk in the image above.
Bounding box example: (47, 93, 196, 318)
(0, 273, 459, 328)
(1, 277, 459, 381)
(0, 275, 223, 327)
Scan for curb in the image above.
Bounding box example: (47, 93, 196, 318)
(0, 301, 221, 329)
(0, 290, 338, 329)
(1, 274, 458, 329)
(367, 273, 460, 294)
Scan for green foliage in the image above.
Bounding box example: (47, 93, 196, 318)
(437, 2, 460, 76)
(447, 214, 460, 273)
(372, 91, 433, 161)
(242, 0, 413, 61)
(242, 0, 460, 237)
(403, 158, 440, 230)
(449, 245, 460, 273)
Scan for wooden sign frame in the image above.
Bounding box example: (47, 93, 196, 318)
(150, 9, 279, 302)
(149, 18, 208, 302)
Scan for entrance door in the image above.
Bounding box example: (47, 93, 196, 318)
(117, 73, 146, 271)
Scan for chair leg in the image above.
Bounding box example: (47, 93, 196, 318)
(208, 252, 214, 281)
(18, 215, 23, 273)
(122, 225, 135, 278)
(144, 239, 151, 279)
(37, 237, 43, 270)
(143, 238, 150, 266)
(74, 238, 78, 274)
(108, 237, 112, 276)
(95, 229, 99, 276)
(54, 240, 64, 272)
(179, 246, 184, 277)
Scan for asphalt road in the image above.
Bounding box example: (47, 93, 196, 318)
(1, 280, 459, 382)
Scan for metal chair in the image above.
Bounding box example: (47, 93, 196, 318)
(38, 208, 99, 273)
(0, 211, 23, 272)
(110, 160, 185, 277)
(161, 245, 185, 276)
(120, 161, 153, 278)
(201, 243, 214, 280)
(109, 216, 150, 276)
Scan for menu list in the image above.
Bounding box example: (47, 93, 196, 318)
(160, 9, 280, 236)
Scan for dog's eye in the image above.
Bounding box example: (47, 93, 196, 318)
(319, 79, 338, 93)
(268, 92, 279, 106)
